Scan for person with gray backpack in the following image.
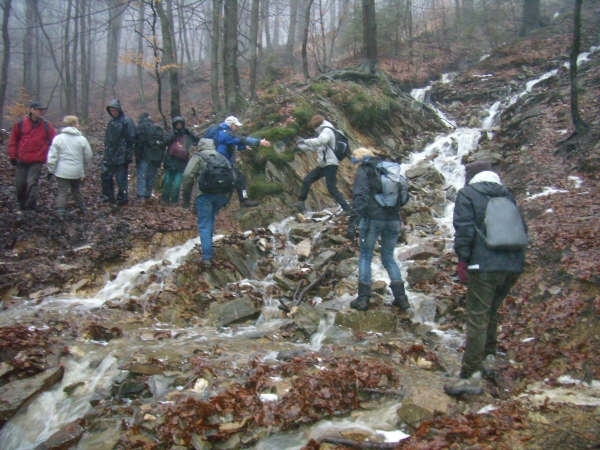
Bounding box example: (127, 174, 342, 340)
(346, 146, 411, 314)
(444, 160, 527, 396)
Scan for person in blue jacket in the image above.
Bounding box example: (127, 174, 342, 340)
(215, 116, 270, 207)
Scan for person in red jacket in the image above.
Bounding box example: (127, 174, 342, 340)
(7, 101, 56, 213)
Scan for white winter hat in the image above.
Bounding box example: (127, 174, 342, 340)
(225, 116, 242, 127)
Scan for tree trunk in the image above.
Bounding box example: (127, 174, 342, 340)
(156, 0, 180, 118)
(286, 1, 299, 67)
(520, 0, 541, 37)
(210, 0, 221, 113)
(0, 0, 11, 128)
(136, 3, 145, 103)
(223, 0, 242, 113)
(104, 0, 126, 100)
(23, 0, 35, 96)
(301, 0, 314, 80)
(249, 0, 259, 100)
(569, 0, 587, 136)
(361, 0, 377, 74)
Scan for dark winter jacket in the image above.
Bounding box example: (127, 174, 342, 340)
(135, 113, 165, 164)
(104, 99, 136, 166)
(8, 115, 56, 164)
(215, 122, 259, 165)
(453, 171, 525, 273)
(164, 117, 199, 171)
(352, 157, 401, 221)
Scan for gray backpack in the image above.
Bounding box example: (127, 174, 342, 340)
(476, 196, 528, 251)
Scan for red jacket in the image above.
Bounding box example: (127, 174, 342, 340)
(8, 116, 56, 164)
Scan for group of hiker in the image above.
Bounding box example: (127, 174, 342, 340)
(6, 100, 527, 398)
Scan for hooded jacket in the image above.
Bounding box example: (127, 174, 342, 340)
(453, 170, 525, 273)
(296, 119, 338, 167)
(215, 121, 260, 165)
(104, 99, 136, 165)
(8, 115, 56, 164)
(47, 126, 93, 179)
(352, 156, 401, 221)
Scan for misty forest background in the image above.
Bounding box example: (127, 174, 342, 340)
(0, 0, 573, 133)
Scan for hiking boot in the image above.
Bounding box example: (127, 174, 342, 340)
(390, 281, 411, 311)
(293, 200, 305, 213)
(482, 354, 497, 380)
(350, 283, 371, 311)
(240, 198, 259, 207)
(443, 372, 483, 396)
(200, 259, 213, 269)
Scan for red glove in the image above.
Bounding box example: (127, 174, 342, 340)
(457, 261, 468, 284)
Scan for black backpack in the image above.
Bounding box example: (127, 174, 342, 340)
(197, 149, 236, 194)
(323, 126, 350, 161)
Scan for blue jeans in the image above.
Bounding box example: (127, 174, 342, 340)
(195, 193, 229, 261)
(162, 169, 183, 204)
(136, 160, 160, 198)
(101, 163, 129, 204)
(358, 218, 403, 285)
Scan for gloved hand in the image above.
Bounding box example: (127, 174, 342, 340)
(10, 158, 16, 166)
(457, 261, 468, 284)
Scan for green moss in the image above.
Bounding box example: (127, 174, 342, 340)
(248, 175, 284, 198)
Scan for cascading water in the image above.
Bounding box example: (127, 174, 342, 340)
(0, 66, 576, 449)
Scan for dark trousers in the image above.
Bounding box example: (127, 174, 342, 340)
(15, 162, 43, 210)
(460, 271, 520, 378)
(101, 163, 129, 204)
(234, 168, 248, 201)
(299, 164, 350, 210)
(56, 177, 83, 210)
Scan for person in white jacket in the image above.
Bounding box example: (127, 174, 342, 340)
(47, 115, 93, 218)
(294, 114, 351, 213)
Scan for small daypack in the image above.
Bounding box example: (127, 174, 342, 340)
(323, 126, 351, 161)
(476, 196, 528, 251)
(197, 147, 236, 194)
(373, 160, 409, 208)
(167, 135, 188, 160)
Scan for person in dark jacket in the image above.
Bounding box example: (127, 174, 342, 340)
(444, 161, 526, 396)
(294, 114, 351, 213)
(7, 101, 56, 213)
(214, 115, 270, 207)
(162, 116, 198, 205)
(134, 113, 164, 201)
(347, 147, 411, 313)
(102, 99, 136, 205)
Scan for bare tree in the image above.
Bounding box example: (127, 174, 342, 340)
(249, 0, 260, 100)
(223, 0, 242, 112)
(520, 0, 541, 36)
(0, 0, 11, 127)
(301, 0, 314, 79)
(156, 0, 181, 118)
(104, 0, 127, 100)
(210, 0, 222, 113)
(361, 0, 377, 74)
(568, 0, 588, 137)
(23, 0, 36, 97)
(286, 1, 299, 67)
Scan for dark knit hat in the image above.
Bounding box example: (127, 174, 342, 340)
(465, 161, 492, 183)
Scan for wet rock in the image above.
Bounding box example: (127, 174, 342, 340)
(406, 263, 438, 285)
(0, 366, 64, 425)
(335, 309, 397, 332)
(396, 401, 433, 429)
(207, 297, 261, 327)
(34, 420, 84, 450)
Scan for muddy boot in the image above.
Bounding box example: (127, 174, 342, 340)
(350, 282, 371, 311)
(391, 281, 411, 311)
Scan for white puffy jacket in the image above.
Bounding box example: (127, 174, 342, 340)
(47, 127, 93, 180)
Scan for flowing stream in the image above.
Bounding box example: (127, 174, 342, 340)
(0, 65, 585, 449)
